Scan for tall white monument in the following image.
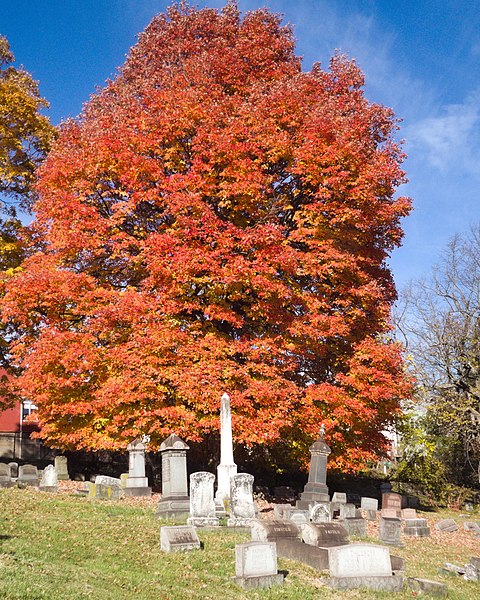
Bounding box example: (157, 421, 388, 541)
(215, 392, 237, 512)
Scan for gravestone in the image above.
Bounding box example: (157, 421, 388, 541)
(228, 473, 256, 527)
(17, 464, 39, 486)
(327, 544, 402, 591)
(251, 519, 300, 542)
(343, 517, 366, 537)
(361, 497, 378, 511)
(39, 464, 58, 493)
(54, 456, 70, 481)
(302, 522, 349, 547)
(0, 463, 13, 488)
(381, 493, 402, 517)
(125, 438, 151, 497)
(381, 507, 400, 519)
(379, 517, 402, 546)
(187, 472, 219, 527)
(215, 393, 237, 513)
(310, 502, 331, 523)
(332, 492, 347, 504)
(94, 475, 123, 500)
(8, 462, 18, 478)
(234, 542, 284, 590)
(403, 518, 430, 537)
(273, 503, 292, 519)
(435, 519, 458, 532)
(407, 578, 448, 597)
(465, 557, 480, 581)
(297, 425, 331, 509)
(339, 503, 356, 519)
(157, 434, 190, 519)
(289, 510, 308, 526)
(160, 525, 200, 552)
(401, 508, 417, 519)
(464, 522, 480, 534)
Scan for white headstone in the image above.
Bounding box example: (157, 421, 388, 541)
(310, 503, 331, 523)
(40, 464, 58, 489)
(160, 526, 200, 552)
(228, 473, 256, 526)
(328, 544, 392, 578)
(235, 542, 278, 578)
(361, 497, 378, 511)
(187, 472, 219, 526)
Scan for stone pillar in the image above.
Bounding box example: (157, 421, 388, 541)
(296, 425, 331, 509)
(187, 472, 219, 527)
(228, 473, 256, 527)
(157, 433, 190, 519)
(215, 392, 237, 513)
(125, 438, 151, 497)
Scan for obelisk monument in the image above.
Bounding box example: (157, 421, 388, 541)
(215, 392, 237, 513)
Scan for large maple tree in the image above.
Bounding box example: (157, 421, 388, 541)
(1, 2, 412, 470)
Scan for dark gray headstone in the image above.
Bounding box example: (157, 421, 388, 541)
(302, 522, 349, 547)
(343, 517, 366, 537)
(251, 519, 299, 542)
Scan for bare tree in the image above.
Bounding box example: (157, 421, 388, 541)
(397, 225, 480, 484)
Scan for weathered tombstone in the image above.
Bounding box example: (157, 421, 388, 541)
(435, 518, 458, 532)
(17, 464, 39, 486)
(464, 522, 480, 534)
(401, 508, 417, 519)
(234, 542, 284, 590)
(310, 502, 331, 523)
(273, 503, 292, 519)
(94, 475, 123, 500)
(160, 525, 200, 552)
(8, 462, 18, 479)
(302, 522, 349, 548)
(120, 473, 129, 489)
(187, 472, 219, 527)
(39, 464, 58, 493)
(54, 456, 70, 481)
(228, 473, 256, 527)
(0, 463, 13, 488)
(157, 434, 190, 519)
(379, 517, 402, 546)
(296, 425, 331, 509)
(125, 438, 151, 497)
(215, 393, 237, 513)
(361, 497, 378, 511)
(251, 519, 300, 542)
(403, 518, 430, 537)
(289, 510, 308, 526)
(327, 544, 403, 591)
(464, 557, 480, 581)
(343, 517, 367, 537)
(339, 503, 356, 519)
(381, 492, 402, 517)
(407, 578, 448, 597)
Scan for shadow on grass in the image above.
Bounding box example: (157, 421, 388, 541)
(0, 535, 13, 541)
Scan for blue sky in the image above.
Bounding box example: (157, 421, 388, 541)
(1, 0, 478, 289)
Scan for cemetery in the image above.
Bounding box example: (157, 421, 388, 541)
(0, 2, 479, 599)
(1, 419, 479, 598)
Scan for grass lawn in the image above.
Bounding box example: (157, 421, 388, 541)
(0, 487, 479, 599)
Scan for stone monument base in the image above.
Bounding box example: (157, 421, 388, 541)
(187, 517, 219, 527)
(39, 486, 57, 493)
(228, 517, 255, 527)
(157, 497, 190, 519)
(233, 573, 284, 590)
(328, 575, 404, 592)
(124, 486, 152, 497)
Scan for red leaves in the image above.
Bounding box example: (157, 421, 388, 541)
(1, 3, 413, 468)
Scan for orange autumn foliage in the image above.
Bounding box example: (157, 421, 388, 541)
(1, 3, 412, 469)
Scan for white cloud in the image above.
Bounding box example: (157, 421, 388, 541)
(407, 90, 480, 176)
